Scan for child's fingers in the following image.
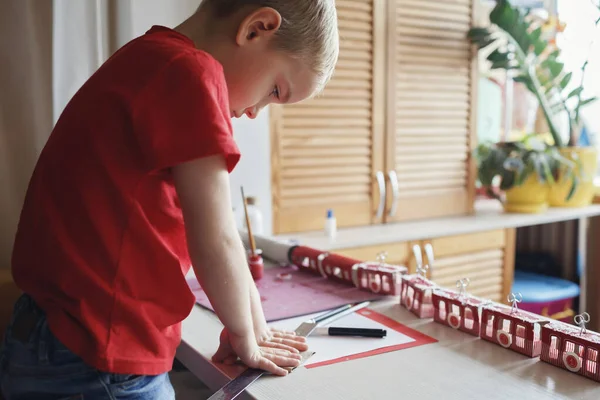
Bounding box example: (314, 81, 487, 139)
(259, 341, 300, 353)
(264, 337, 309, 352)
(270, 328, 298, 337)
(261, 347, 302, 360)
(270, 329, 307, 341)
(212, 342, 234, 363)
(261, 351, 302, 369)
(253, 356, 289, 376)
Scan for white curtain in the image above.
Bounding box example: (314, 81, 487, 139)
(53, 0, 111, 123)
(0, 0, 202, 270)
(0, 1, 53, 270)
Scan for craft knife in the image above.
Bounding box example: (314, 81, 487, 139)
(207, 301, 370, 400)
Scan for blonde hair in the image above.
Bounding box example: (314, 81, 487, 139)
(201, 0, 339, 94)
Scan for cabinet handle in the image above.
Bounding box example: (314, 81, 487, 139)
(387, 170, 399, 217)
(424, 243, 435, 272)
(412, 244, 423, 269)
(375, 171, 386, 219)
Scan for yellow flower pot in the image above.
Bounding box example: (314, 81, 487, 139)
(549, 146, 598, 207)
(504, 175, 550, 213)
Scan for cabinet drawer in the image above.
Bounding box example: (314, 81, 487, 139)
(427, 229, 505, 258)
(430, 249, 505, 302)
(336, 242, 410, 266)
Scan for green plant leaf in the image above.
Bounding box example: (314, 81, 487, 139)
(487, 49, 511, 63)
(500, 170, 516, 190)
(467, 27, 491, 40)
(491, 59, 517, 69)
(549, 61, 564, 78)
(579, 97, 598, 108)
(567, 87, 584, 99)
(490, 0, 512, 27)
(529, 26, 542, 43)
(560, 72, 572, 90)
(533, 39, 547, 56)
(540, 156, 555, 184)
(564, 170, 579, 201)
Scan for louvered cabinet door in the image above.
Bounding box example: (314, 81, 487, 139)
(385, 0, 478, 222)
(425, 229, 516, 303)
(336, 241, 410, 267)
(271, 0, 387, 234)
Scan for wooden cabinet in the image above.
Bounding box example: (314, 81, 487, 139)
(270, 0, 478, 234)
(335, 228, 516, 304)
(416, 229, 516, 303)
(270, 0, 387, 234)
(385, 0, 478, 223)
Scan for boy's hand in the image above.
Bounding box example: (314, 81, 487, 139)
(212, 328, 307, 376)
(255, 327, 309, 353)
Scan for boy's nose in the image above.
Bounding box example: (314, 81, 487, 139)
(245, 107, 258, 119)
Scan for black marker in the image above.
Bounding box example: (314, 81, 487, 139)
(315, 326, 387, 338)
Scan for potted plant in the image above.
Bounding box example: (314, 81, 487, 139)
(475, 135, 576, 213)
(468, 0, 599, 207)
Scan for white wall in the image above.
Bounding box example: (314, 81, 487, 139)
(54, 0, 273, 234)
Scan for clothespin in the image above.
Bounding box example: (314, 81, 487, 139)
(376, 251, 388, 267)
(456, 278, 470, 298)
(575, 312, 591, 335)
(508, 292, 522, 315)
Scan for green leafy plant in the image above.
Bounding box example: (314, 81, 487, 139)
(468, 0, 599, 147)
(474, 135, 578, 201)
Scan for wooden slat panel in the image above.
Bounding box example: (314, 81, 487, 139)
(396, 0, 470, 14)
(337, 1, 372, 13)
(282, 147, 370, 158)
(430, 247, 505, 301)
(336, 242, 410, 265)
(430, 231, 506, 257)
(386, 0, 476, 223)
(284, 165, 370, 178)
(282, 156, 371, 168)
(283, 127, 371, 137)
(282, 175, 371, 189)
(284, 117, 371, 128)
(281, 137, 371, 148)
(272, 0, 384, 233)
(285, 97, 371, 108)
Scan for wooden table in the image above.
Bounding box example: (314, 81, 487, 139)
(177, 296, 600, 400)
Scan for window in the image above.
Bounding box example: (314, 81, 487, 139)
(556, 1, 600, 174)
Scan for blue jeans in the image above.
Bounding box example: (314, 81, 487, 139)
(0, 294, 175, 399)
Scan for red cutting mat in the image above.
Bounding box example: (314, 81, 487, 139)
(187, 264, 387, 322)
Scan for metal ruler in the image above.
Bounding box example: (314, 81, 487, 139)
(207, 301, 369, 400)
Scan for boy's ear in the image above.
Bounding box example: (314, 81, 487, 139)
(236, 7, 282, 46)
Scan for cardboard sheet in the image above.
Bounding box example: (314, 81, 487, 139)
(270, 308, 437, 368)
(187, 265, 386, 322)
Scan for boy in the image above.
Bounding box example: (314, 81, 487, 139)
(0, 0, 339, 398)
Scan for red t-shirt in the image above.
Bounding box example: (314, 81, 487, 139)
(11, 26, 240, 375)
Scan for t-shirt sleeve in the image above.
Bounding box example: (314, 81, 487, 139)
(132, 52, 240, 173)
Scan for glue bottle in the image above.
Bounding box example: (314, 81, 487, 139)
(324, 209, 337, 239)
(245, 196, 264, 235)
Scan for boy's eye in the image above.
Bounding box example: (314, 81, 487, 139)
(271, 86, 280, 99)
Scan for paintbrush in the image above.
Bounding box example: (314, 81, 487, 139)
(240, 186, 256, 256)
